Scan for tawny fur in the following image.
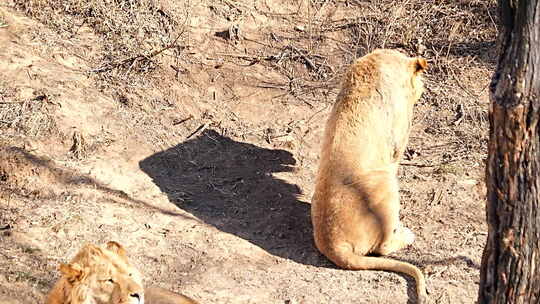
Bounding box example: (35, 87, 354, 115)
(311, 49, 428, 303)
(145, 286, 199, 304)
(46, 241, 145, 304)
(46, 242, 199, 304)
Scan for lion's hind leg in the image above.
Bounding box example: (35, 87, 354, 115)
(361, 172, 415, 256)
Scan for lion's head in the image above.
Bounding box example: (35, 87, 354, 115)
(48, 241, 144, 304)
(371, 48, 428, 103)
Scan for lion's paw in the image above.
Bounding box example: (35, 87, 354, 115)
(402, 227, 416, 245)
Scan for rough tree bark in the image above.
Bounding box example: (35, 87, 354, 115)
(478, 0, 540, 303)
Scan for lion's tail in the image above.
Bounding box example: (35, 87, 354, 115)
(328, 249, 427, 303)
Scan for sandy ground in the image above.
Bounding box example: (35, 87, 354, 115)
(0, 1, 495, 303)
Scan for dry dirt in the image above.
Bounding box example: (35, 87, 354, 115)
(0, 0, 496, 303)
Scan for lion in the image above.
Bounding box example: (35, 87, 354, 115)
(46, 241, 199, 304)
(144, 286, 199, 304)
(311, 49, 428, 303)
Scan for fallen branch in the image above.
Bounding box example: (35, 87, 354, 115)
(173, 115, 194, 126)
(186, 123, 209, 139)
(290, 46, 317, 71)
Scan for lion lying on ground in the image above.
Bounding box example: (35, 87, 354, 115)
(46, 241, 199, 304)
(311, 49, 428, 303)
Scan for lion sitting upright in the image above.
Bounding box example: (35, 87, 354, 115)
(311, 49, 428, 303)
(46, 241, 199, 304)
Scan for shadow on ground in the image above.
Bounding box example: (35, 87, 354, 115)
(139, 129, 324, 265)
(0, 146, 189, 219)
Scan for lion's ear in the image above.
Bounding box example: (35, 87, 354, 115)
(106, 241, 127, 259)
(59, 263, 83, 282)
(414, 58, 427, 74)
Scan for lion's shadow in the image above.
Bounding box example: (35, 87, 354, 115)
(139, 129, 325, 265)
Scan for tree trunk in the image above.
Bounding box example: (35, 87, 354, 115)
(478, 0, 540, 303)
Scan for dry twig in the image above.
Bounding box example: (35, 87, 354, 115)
(89, 31, 185, 74)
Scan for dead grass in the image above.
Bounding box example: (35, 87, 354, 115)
(10, 0, 188, 86)
(0, 84, 58, 138)
(0, 13, 7, 28)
